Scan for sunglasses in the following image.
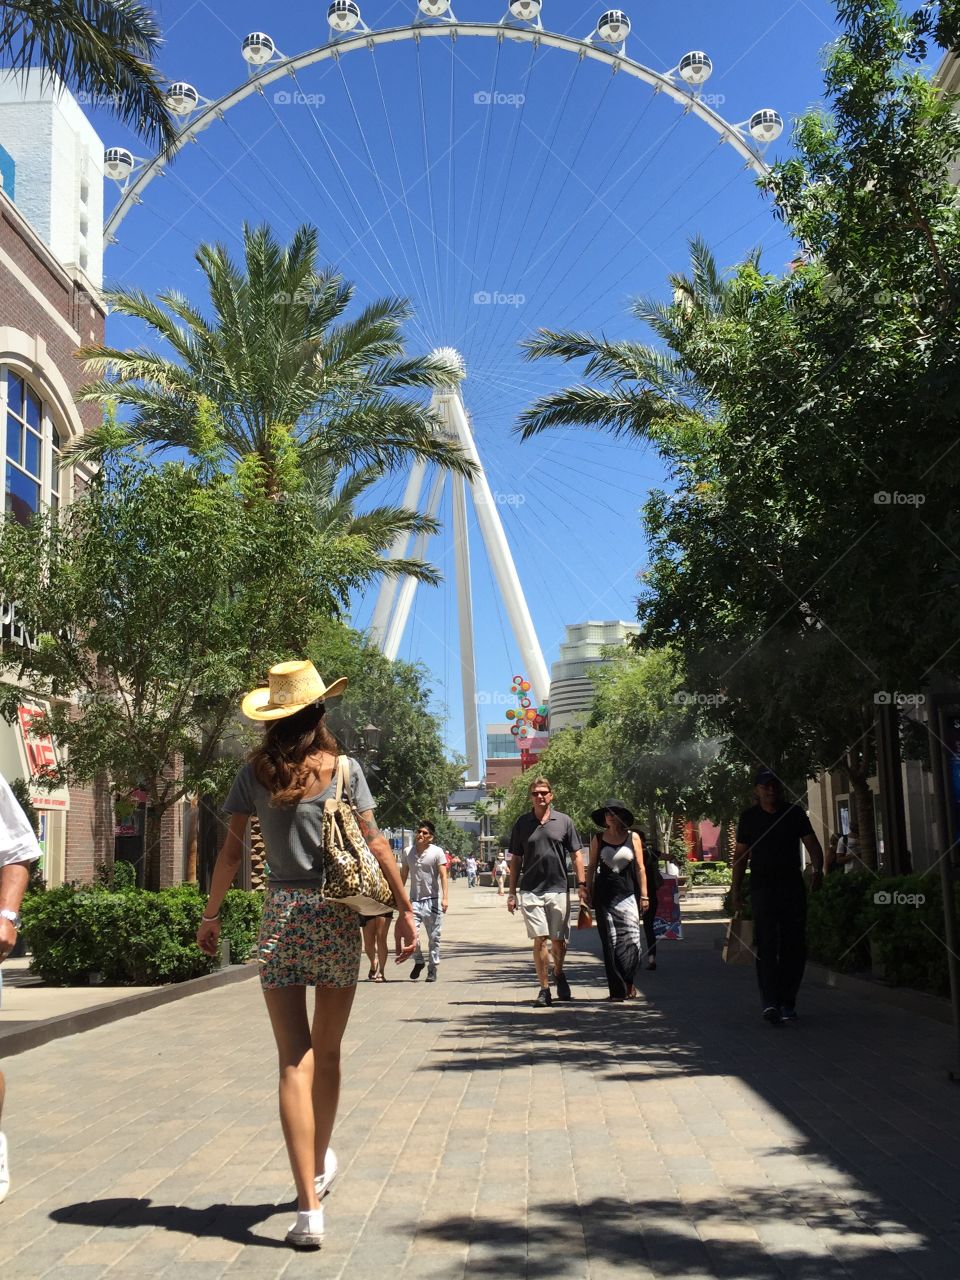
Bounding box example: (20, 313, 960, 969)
(531, 791, 551, 798)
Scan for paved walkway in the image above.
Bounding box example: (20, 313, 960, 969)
(2, 884, 960, 1279)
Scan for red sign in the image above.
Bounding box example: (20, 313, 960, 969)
(15, 701, 69, 810)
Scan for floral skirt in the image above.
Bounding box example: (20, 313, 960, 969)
(258, 886, 362, 990)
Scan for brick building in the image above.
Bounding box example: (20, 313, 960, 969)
(0, 72, 181, 887)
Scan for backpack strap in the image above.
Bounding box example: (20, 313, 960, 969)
(335, 755, 351, 804)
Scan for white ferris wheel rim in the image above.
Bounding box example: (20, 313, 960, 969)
(102, 19, 773, 247)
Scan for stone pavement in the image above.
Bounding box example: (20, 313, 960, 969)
(2, 883, 960, 1280)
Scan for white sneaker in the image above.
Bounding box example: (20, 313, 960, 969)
(286, 1206, 325, 1248)
(0, 1132, 9, 1204)
(314, 1146, 338, 1199)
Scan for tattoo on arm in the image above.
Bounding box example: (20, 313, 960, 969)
(358, 811, 381, 842)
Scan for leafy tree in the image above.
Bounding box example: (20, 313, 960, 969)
(0, 0, 177, 145)
(72, 224, 474, 494)
(519, 1, 960, 866)
(0, 453, 397, 888)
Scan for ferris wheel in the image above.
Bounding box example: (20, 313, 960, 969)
(101, 3, 788, 777)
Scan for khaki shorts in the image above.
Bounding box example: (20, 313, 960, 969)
(519, 889, 570, 941)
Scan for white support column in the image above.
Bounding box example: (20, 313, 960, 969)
(381, 468, 446, 661)
(368, 458, 428, 647)
(442, 387, 550, 702)
(452, 471, 482, 781)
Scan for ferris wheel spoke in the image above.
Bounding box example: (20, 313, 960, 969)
(414, 39, 447, 341)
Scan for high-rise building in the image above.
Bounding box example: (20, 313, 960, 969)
(548, 620, 641, 732)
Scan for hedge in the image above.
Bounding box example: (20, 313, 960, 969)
(21, 872, 262, 986)
(724, 870, 954, 997)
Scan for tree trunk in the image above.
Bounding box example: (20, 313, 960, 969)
(846, 757, 877, 871)
(144, 804, 165, 891)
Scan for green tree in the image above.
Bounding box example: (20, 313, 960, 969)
(0, 0, 177, 145)
(519, 1, 960, 864)
(0, 453, 395, 888)
(73, 224, 474, 494)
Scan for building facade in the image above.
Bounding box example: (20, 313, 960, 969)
(548, 619, 641, 733)
(0, 73, 183, 887)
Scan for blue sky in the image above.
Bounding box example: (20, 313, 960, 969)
(92, 0, 844, 762)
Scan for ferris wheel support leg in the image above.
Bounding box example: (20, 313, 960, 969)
(368, 458, 428, 648)
(452, 471, 482, 782)
(442, 390, 550, 704)
(381, 468, 446, 661)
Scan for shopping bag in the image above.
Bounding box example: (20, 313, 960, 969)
(722, 915, 755, 965)
(576, 906, 593, 929)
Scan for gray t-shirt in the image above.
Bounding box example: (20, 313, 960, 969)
(223, 756, 375, 886)
(404, 842, 446, 901)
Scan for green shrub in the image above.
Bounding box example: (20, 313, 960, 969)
(722, 873, 752, 919)
(21, 882, 262, 986)
(688, 860, 731, 885)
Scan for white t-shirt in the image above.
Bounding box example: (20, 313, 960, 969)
(405, 842, 446, 900)
(665, 860, 680, 878)
(465, 857, 477, 873)
(0, 775, 42, 866)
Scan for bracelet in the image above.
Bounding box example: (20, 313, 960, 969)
(201, 913, 220, 922)
(577, 881, 586, 888)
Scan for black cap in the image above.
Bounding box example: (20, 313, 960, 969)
(754, 767, 782, 786)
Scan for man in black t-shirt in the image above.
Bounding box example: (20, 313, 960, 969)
(732, 768, 824, 1026)
(507, 776, 584, 1007)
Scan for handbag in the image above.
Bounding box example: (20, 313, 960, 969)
(576, 905, 593, 929)
(722, 915, 755, 965)
(320, 757, 394, 915)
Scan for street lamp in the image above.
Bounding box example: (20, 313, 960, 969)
(362, 722, 381, 756)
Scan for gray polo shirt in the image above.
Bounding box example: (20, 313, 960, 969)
(223, 756, 375, 886)
(404, 842, 446, 901)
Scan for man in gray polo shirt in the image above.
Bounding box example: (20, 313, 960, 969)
(507, 776, 585, 1007)
(401, 820, 448, 982)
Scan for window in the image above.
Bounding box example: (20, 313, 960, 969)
(4, 372, 62, 526)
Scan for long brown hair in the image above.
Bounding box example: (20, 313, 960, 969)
(250, 701, 339, 807)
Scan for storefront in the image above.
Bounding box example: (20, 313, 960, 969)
(0, 668, 69, 885)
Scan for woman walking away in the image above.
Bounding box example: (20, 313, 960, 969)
(197, 661, 415, 1250)
(359, 911, 392, 981)
(638, 830, 663, 970)
(586, 800, 649, 1001)
(494, 851, 508, 895)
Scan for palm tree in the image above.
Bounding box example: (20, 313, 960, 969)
(74, 223, 474, 493)
(304, 461, 442, 588)
(517, 237, 756, 444)
(0, 1, 177, 146)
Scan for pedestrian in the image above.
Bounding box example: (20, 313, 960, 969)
(506, 776, 585, 1006)
(494, 850, 508, 895)
(0, 773, 42, 1205)
(358, 911, 392, 982)
(401, 819, 449, 981)
(637, 829, 663, 971)
(586, 801, 649, 1001)
(731, 767, 824, 1026)
(197, 661, 416, 1249)
(465, 853, 478, 888)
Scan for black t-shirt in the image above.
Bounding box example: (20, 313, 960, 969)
(736, 803, 813, 885)
(508, 809, 581, 894)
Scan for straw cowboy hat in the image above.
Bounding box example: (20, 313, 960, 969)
(241, 660, 348, 722)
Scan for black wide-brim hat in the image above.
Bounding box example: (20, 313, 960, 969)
(591, 798, 635, 828)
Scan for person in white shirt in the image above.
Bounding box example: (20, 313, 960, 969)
(0, 773, 43, 1205)
(401, 821, 449, 981)
(465, 854, 478, 888)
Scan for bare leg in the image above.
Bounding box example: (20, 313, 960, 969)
(311, 986, 356, 1177)
(375, 917, 389, 975)
(550, 937, 568, 977)
(361, 921, 378, 977)
(0, 1069, 5, 1123)
(533, 937, 550, 988)
(262, 987, 320, 1211)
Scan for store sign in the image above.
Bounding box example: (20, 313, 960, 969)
(0, 599, 38, 651)
(15, 700, 69, 810)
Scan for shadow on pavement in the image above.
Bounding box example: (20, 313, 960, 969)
(49, 1196, 293, 1248)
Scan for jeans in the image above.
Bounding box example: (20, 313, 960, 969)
(413, 897, 443, 972)
(467, 871, 477, 887)
(751, 877, 807, 1010)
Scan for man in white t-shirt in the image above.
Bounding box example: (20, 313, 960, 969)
(401, 820, 449, 982)
(465, 855, 478, 888)
(0, 774, 42, 1204)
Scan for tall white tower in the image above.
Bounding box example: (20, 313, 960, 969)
(0, 69, 104, 289)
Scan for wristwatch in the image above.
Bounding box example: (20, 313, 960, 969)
(0, 908, 22, 930)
